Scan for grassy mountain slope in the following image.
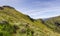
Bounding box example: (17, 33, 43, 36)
(0, 6, 60, 36)
(45, 16, 60, 33)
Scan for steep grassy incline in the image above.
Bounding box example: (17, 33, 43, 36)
(45, 16, 60, 33)
(0, 6, 60, 36)
(0, 6, 33, 23)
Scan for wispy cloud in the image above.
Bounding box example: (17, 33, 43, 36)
(0, 0, 60, 19)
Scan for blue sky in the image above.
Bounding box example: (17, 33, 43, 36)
(0, 0, 60, 19)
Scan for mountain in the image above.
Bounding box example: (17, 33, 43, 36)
(45, 16, 60, 33)
(0, 5, 60, 36)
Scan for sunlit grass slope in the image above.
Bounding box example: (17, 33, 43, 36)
(0, 6, 60, 36)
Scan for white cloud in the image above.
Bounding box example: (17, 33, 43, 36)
(0, 0, 60, 19)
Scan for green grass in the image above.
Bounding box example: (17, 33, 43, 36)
(0, 6, 60, 36)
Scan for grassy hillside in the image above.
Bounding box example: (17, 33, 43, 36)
(45, 16, 60, 33)
(0, 6, 60, 36)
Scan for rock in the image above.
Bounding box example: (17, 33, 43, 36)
(0, 21, 9, 24)
(20, 29, 26, 33)
(55, 22, 60, 26)
(13, 25, 19, 30)
(3, 6, 15, 9)
(0, 7, 4, 10)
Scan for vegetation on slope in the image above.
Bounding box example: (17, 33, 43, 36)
(45, 16, 60, 33)
(0, 5, 60, 36)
